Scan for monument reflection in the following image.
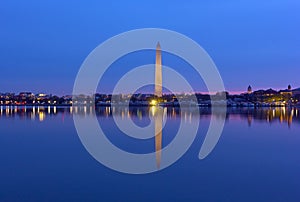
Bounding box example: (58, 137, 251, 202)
(151, 106, 163, 169)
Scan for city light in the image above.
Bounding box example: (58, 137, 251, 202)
(150, 100, 157, 106)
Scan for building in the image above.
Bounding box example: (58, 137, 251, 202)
(247, 85, 252, 94)
(279, 84, 293, 96)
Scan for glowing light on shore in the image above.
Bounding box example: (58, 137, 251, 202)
(150, 100, 157, 106)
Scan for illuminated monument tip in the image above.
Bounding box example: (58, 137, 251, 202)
(155, 42, 162, 97)
(156, 42, 161, 50)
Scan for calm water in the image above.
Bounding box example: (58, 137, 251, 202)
(0, 106, 300, 201)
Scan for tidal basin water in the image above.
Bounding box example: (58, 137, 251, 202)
(0, 106, 300, 201)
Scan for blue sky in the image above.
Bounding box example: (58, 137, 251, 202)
(1, 0, 299, 95)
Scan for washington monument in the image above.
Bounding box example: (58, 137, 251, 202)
(155, 42, 162, 97)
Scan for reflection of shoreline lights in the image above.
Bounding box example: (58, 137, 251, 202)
(0, 106, 299, 126)
(6, 106, 9, 116)
(121, 110, 125, 119)
(90, 106, 93, 115)
(31, 111, 35, 120)
(172, 108, 176, 118)
(39, 111, 45, 122)
(127, 110, 130, 118)
(184, 111, 187, 123)
(289, 113, 293, 127)
(105, 107, 110, 117)
(32, 106, 36, 120)
(137, 109, 142, 120)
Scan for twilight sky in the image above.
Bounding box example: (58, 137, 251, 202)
(1, 0, 299, 95)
